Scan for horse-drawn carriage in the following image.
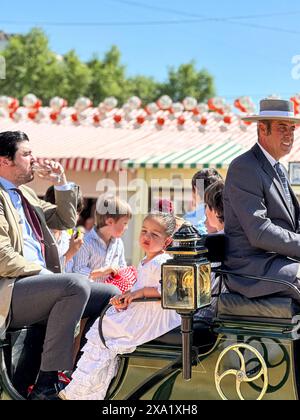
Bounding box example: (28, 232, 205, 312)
(1, 225, 300, 401)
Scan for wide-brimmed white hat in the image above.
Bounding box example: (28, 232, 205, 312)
(242, 99, 300, 123)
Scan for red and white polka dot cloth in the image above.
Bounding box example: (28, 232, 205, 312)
(105, 266, 138, 294)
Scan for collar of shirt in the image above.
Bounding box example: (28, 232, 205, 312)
(257, 143, 278, 168)
(0, 177, 46, 268)
(0, 176, 17, 191)
(89, 227, 117, 249)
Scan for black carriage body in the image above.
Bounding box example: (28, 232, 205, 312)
(2, 234, 300, 401)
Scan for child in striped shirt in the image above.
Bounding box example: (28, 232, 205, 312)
(70, 196, 132, 284)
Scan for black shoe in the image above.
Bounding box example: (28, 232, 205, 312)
(27, 383, 61, 400)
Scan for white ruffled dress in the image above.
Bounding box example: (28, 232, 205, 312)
(63, 253, 181, 400)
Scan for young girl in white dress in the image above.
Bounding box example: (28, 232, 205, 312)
(60, 212, 181, 400)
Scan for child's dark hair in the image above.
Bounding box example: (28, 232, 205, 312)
(95, 196, 132, 229)
(204, 180, 224, 223)
(144, 212, 177, 237)
(192, 168, 223, 197)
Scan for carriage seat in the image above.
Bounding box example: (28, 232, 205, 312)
(217, 293, 300, 324)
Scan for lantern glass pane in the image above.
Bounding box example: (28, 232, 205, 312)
(162, 265, 195, 310)
(197, 263, 211, 308)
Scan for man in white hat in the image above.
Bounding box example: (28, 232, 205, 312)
(224, 98, 300, 302)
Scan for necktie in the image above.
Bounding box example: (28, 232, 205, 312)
(13, 188, 45, 258)
(274, 162, 293, 208)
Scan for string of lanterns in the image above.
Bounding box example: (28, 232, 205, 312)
(0, 93, 269, 132)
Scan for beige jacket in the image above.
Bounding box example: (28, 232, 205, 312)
(0, 183, 78, 339)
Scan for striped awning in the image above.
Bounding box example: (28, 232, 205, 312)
(37, 157, 122, 172)
(124, 141, 246, 169)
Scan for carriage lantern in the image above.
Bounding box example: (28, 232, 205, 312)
(161, 222, 211, 381)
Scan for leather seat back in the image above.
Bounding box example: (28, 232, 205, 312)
(217, 293, 300, 324)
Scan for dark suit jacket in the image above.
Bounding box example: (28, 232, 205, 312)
(224, 143, 300, 299)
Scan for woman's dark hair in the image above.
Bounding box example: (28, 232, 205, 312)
(144, 212, 177, 237)
(44, 185, 85, 214)
(0, 131, 29, 160)
(204, 180, 224, 223)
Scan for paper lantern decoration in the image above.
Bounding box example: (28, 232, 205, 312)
(125, 110, 135, 122)
(196, 103, 209, 114)
(0, 108, 8, 118)
(97, 103, 108, 120)
(93, 113, 101, 124)
(223, 115, 232, 124)
(183, 97, 197, 111)
(0, 96, 19, 112)
(6, 98, 19, 112)
(50, 97, 66, 112)
(127, 96, 142, 110)
(33, 99, 42, 109)
(103, 97, 118, 111)
(145, 102, 159, 115)
(157, 95, 172, 110)
(23, 94, 38, 108)
(157, 117, 166, 126)
(122, 103, 132, 115)
(12, 108, 27, 122)
(171, 102, 184, 114)
(0, 96, 10, 108)
(291, 95, 300, 115)
(223, 104, 232, 114)
(114, 114, 122, 124)
(214, 113, 224, 122)
(234, 99, 246, 113)
(200, 116, 208, 125)
(177, 115, 186, 126)
(35, 109, 47, 122)
(235, 96, 256, 114)
(71, 113, 79, 123)
(50, 111, 59, 122)
(207, 98, 218, 112)
(57, 109, 69, 123)
(74, 97, 92, 112)
(136, 115, 145, 125)
(28, 111, 37, 120)
(293, 94, 300, 104)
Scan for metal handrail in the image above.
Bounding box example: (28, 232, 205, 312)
(213, 267, 300, 301)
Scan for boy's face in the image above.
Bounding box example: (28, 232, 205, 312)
(107, 216, 130, 238)
(205, 206, 222, 232)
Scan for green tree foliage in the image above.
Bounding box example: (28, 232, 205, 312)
(162, 62, 216, 102)
(86, 46, 128, 104)
(126, 75, 160, 104)
(58, 50, 91, 105)
(0, 28, 65, 103)
(0, 28, 216, 106)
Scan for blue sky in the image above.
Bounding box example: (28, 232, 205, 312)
(1, 0, 300, 103)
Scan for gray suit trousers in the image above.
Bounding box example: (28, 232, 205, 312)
(9, 274, 118, 371)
